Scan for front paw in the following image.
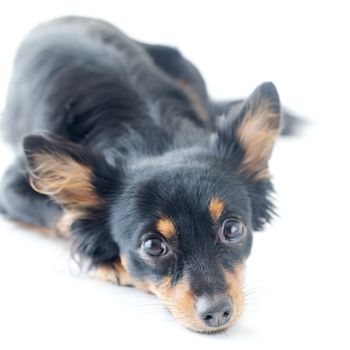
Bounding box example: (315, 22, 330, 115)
(93, 265, 120, 284)
(54, 212, 74, 238)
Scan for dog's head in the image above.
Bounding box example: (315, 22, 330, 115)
(23, 82, 281, 333)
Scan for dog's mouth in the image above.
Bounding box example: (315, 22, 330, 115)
(111, 257, 245, 333)
(148, 266, 245, 333)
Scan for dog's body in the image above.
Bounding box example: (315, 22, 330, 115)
(0, 17, 293, 333)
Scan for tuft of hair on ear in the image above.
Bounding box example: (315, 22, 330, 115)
(23, 132, 121, 266)
(215, 82, 282, 181)
(23, 132, 117, 209)
(212, 82, 282, 231)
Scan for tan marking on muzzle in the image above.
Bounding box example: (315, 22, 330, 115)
(223, 264, 246, 326)
(148, 276, 206, 331)
(95, 259, 246, 333)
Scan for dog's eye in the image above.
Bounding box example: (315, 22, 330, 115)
(144, 237, 168, 257)
(219, 219, 245, 242)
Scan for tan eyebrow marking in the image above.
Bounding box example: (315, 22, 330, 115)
(156, 217, 177, 238)
(209, 197, 225, 221)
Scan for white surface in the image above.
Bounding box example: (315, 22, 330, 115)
(0, 1, 349, 349)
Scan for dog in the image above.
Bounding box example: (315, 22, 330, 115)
(0, 16, 298, 333)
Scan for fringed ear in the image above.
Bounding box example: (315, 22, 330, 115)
(216, 82, 282, 180)
(235, 82, 281, 179)
(23, 133, 121, 266)
(23, 133, 116, 211)
(24, 135, 101, 210)
(213, 82, 281, 231)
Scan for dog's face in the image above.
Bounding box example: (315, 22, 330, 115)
(23, 82, 281, 333)
(110, 160, 253, 332)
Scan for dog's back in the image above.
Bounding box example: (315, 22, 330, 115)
(3, 17, 213, 155)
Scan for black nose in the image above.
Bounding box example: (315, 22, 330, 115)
(196, 295, 233, 328)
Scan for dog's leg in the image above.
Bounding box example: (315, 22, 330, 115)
(0, 157, 63, 235)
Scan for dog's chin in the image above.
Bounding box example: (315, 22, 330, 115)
(170, 312, 238, 334)
(148, 268, 245, 334)
(186, 322, 232, 334)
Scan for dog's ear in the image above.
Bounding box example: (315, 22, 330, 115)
(213, 82, 281, 231)
(215, 82, 282, 180)
(23, 133, 118, 210)
(23, 133, 121, 265)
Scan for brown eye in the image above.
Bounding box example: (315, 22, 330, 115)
(220, 219, 245, 242)
(144, 237, 168, 256)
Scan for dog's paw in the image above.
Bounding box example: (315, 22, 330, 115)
(54, 212, 74, 238)
(93, 265, 119, 284)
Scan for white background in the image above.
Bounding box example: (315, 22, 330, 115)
(0, 1, 349, 349)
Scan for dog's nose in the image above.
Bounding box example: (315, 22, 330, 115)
(196, 295, 233, 328)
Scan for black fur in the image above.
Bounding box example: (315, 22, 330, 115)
(0, 17, 295, 330)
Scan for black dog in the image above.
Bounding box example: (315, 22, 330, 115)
(0, 17, 296, 333)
